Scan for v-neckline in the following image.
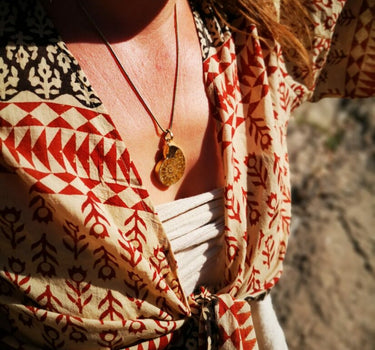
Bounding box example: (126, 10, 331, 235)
(43, 0, 220, 215)
(48, 1, 228, 299)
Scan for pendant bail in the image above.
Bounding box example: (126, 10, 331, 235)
(164, 129, 174, 143)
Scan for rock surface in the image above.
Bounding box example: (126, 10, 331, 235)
(272, 98, 375, 350)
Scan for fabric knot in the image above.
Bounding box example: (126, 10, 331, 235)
(188, 287, 258, 350)
(188, 287, 220, 349)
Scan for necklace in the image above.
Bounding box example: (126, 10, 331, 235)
(78, 0, 186, 187)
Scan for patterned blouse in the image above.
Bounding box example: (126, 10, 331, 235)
(0, 0, 374, 349)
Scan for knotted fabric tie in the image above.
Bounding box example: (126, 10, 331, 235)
(188, 287, 258, 350)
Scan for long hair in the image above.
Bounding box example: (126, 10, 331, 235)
(211, 0, 313, 82)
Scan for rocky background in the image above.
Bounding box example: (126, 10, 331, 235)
(272, 97, 375, 350)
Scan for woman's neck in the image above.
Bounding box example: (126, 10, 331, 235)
(42, 0, 177, 42)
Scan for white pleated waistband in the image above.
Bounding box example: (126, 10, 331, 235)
(156, 188, 225, 295)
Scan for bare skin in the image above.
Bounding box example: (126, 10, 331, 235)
(42, 0, 224, 205)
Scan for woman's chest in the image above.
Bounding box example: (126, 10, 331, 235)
(62, 25, 224, 205)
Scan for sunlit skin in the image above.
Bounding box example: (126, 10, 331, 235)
(42, 0, 224, 205)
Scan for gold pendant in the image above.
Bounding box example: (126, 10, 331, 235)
(155, 141, 186, 187)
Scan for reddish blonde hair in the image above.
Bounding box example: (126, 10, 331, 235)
(211, 0, 313, 81)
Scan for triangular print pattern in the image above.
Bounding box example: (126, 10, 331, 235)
(216, 295, 257, 350)
(1, 101, 146, 210)
(345, 0, 375, 96)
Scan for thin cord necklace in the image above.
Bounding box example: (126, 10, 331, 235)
(78, 0, 186, 187)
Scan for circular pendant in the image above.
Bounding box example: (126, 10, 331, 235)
(155, 142, 186, 187)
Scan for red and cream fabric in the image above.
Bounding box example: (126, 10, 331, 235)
(0, 0, 374, 349)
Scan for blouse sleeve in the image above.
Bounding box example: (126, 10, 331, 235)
(312, 0, 375, 100)
(277, 0, 375, 104)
